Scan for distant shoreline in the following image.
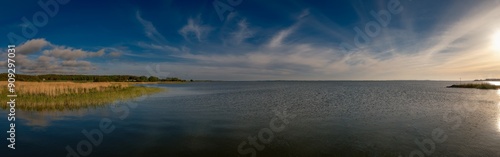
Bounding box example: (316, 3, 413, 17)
(0, 73, 190, 82)
(447, 83, 499, 90)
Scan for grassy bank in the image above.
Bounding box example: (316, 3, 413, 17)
(447, 83, 499, 90)
(0, 82, 163, 111)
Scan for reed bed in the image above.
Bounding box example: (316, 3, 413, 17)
(0, 81, 163, 111)
(447, 83, 499, 89)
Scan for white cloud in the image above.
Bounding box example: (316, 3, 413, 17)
(16, 38, 51, 55)
(1, 38, 110, 74)
(43, 47, 105, 60)
(61, 60, 92, 67)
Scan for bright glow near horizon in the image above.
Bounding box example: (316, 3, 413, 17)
(489, 81, 500, 86)
(494, 30, 500, 51)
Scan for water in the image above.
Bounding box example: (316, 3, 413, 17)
(2, 81, 500, 156)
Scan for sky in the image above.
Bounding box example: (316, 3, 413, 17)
(1, 0, 500, 80)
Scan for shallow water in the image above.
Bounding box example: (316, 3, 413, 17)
(2, 81, 500, 156)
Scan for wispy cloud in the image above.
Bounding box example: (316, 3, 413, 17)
(297, 9, 310, 19)
(108, 51, 122, 57)
(230, 19, 254, 45)
(179, 17, 212, 42)
(137, 42, 180, 52)
(267, 27, 295, 48)
(136, 11, 168, 44)
(135, 10, 182, 54)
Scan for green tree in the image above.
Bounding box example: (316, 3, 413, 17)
(138, 76, 148, 82)
(148, 76, 159, 82)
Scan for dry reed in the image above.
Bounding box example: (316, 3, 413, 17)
(0, 81, 163, 111)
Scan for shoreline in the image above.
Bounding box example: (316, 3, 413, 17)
(446, 83, 499, 90)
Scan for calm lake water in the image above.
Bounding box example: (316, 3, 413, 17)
(2, 81, 500, 157)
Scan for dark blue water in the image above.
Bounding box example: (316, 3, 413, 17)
(2, 81, 500, 157)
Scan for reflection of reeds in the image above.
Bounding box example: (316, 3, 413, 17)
(0, 82, 163, 111)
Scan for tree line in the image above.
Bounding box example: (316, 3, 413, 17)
(0, 73, 188, 82)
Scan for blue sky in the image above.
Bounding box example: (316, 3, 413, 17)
(1, 0, 500, 80)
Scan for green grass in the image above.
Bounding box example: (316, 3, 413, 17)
(447, 83, 499, 90)
(0, 85, 163, 111)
